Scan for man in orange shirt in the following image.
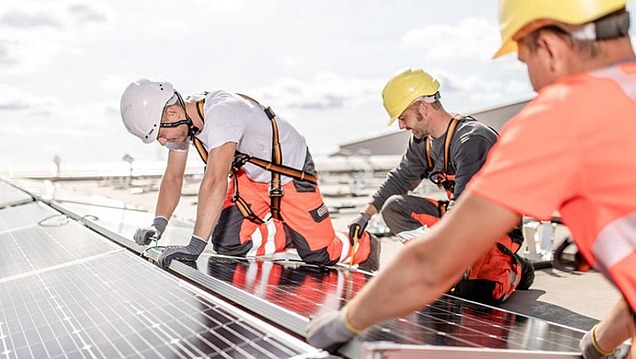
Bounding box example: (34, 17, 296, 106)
(306, 0, 636, 357)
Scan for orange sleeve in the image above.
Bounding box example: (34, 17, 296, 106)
(468, 88, 579, 220)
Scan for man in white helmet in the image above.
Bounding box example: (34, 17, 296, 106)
(120, 81, 381, 271)
(306, 0, 636, 357)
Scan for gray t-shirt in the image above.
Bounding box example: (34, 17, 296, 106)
(371, 116, 498, 209)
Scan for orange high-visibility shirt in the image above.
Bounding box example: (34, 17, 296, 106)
(469, 62, 636, 312)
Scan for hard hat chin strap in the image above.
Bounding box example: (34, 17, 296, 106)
(172, 91, 200, 141)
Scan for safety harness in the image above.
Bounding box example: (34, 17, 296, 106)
(191, 94, 318, 224)
(424, 114, 463, 202)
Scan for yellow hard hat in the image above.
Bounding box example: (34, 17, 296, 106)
(494, 0, 627, 58)
(382, 68, 441, 126)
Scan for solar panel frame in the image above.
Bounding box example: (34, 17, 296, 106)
(0, 180, 34, 209)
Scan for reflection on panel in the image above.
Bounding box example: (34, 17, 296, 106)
(0, 251, 323, 358)
(204, 256, 582, 353)
(0, 180, 33, 208)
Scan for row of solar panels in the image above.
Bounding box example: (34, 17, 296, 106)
(0, 178, 584, 358)
(0, 180, 323, 359)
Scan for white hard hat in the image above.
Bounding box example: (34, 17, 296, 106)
(120, 78, 175, 143)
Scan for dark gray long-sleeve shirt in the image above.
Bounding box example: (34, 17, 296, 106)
(371, 116, 498, 210)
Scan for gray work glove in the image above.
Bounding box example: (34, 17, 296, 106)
(157, 235, 207, 269)
(348, 212, 372, 246)
(306, 310, 360, 353)
(579, 326, 616, 359)
(133, 216, 168, 245)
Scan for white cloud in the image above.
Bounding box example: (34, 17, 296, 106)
(0, 0, 114, 74)
(252, 72, 385, 111)
(402, 17, 500, 61)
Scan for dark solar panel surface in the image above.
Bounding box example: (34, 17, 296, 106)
(0, 180, 33, 208)
(0, 252, 317, 358)
(0, 200, 323, 359)
(203, 256, 583, 352)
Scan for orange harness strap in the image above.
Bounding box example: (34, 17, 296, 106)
(425, 115, 462, 199)
(192, 95, 316, 224)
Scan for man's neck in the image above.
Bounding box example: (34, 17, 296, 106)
(431, 110, 455, 139)
(184, 100, 204, 131)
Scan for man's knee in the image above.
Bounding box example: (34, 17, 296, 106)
(380, 195, 410, 232)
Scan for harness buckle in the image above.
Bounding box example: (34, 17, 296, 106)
(268, 187, 284, 197)
(264, 106, 276, 120)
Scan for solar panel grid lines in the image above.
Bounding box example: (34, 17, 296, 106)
(0, 248, 323, 359)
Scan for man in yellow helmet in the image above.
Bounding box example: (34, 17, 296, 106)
(306, 1, 636, 357)
(349, 67, 533, 305)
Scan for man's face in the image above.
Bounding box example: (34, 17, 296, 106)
(397, 100, 432, 139)
(156, 106, 189, 146)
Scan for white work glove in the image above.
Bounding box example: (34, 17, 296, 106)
(133, 216, 168, 245)
(306, 309, 361, 353)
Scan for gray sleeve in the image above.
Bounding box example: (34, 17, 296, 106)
(370, 136, 428, 210)
(451, 133, 496, 200)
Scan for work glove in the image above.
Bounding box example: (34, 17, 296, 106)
(133, 216, 168, 246)
(579, 326, 618, 359)
(348, 212, 372, 246)
(157, 235, 207, 269)
(306, 309, 361, 353)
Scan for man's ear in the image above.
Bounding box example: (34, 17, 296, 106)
(164, 105, 179, 120)
(536, 31, 568, 75)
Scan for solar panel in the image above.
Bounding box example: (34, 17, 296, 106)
(0, 217, 121, 280)
(0, 202, 63, 233)
(199, 256, 582, 358)
(37, 200, 584, 357)
(0, 180, 34, 209)
(0, 248, 323, 358)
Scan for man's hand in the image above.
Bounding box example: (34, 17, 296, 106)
(580, 325, 616, 359)
(157, 235, 207, 269)
(306, 309, 361, 352)
(348, 212, 372, 245)
(133, 217, 168, 245)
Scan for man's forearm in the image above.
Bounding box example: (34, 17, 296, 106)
(193, 177, 228, 242)
(155, 175, 183, 219)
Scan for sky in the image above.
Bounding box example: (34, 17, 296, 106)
(2, 0, 634, 172)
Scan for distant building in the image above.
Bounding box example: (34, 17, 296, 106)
(331, 98, 532, 157)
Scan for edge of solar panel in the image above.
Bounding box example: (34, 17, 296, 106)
(0, 179, 34, 208)
(349, 342, 581, 358)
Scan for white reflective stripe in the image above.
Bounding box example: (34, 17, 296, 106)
(246, 228, 263, 257)
(245, 260, 258, 288)
(335, 232, 353, 263)
(256, 261, 272, 298)
(590, 65, 636, 101)
(264, 220, 277, 255)
(592, 212, 636, 271)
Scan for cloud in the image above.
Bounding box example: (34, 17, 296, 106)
(402, 17, 500, 61)
(0, 0, 113, 74)
(253, 72, 384, 111)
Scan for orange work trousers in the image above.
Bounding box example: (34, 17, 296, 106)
(211, 170, 371, 266)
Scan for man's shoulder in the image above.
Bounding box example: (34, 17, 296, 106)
(455, 116, 498, 141)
